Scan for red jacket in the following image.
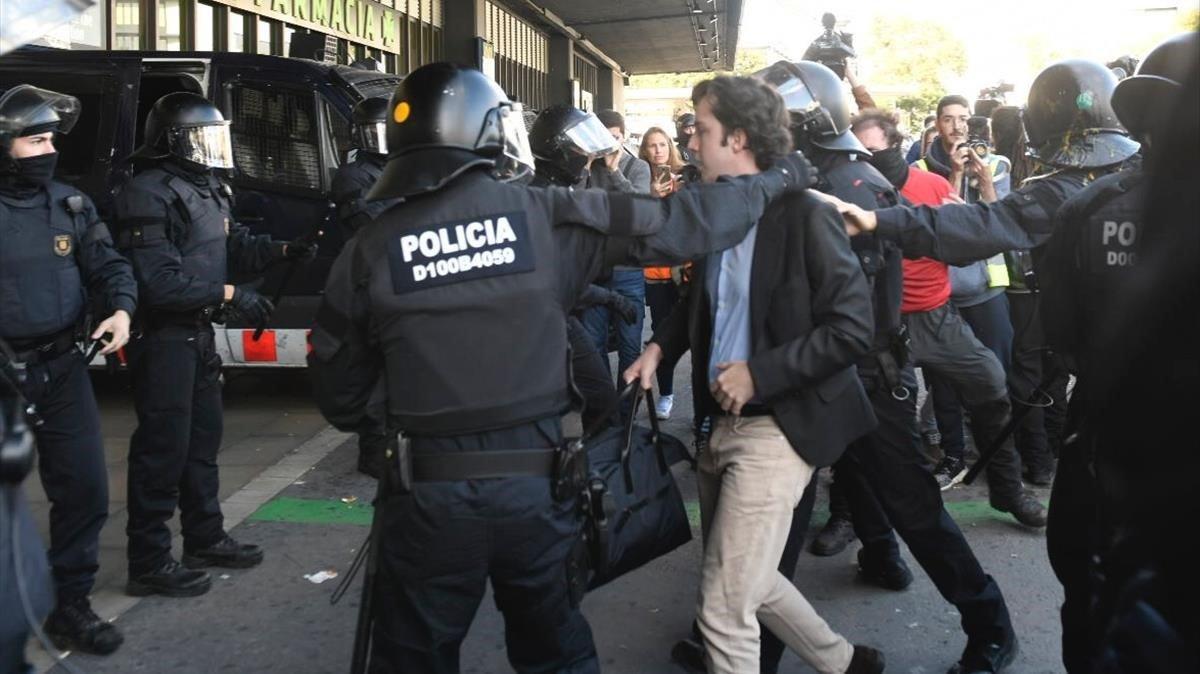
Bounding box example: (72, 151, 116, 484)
(898, 167, 952, 313)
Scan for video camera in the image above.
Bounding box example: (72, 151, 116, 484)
(977, 82, 1014, 102)
(802, 12, 855, 80)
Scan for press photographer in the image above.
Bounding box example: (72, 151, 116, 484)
(803, 12, 856, 80)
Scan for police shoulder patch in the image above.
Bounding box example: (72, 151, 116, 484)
(387, 211, 536, 294)
(53, 234, 73, 257)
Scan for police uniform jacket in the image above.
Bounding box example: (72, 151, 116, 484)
(0, 181, 137, 342)
(872, 168, 1100, 267)
(651, 187, 877, 468)
(1039, 167, 1146, 376)
(309, 166, 789, 437)
(112, 161, 278, 319)
(331, 153, 398, 237)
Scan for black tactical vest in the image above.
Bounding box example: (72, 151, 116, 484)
(1063, 170, 1147, 365)
(354, 174, 570, 435)
(821, 158, 905, 350)
(0, 182, 88, 340)
(122, 167, 231, 286)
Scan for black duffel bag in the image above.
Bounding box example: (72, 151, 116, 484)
(581, 385, 693, 590)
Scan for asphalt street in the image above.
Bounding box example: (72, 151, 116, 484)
(29, 350, 1062, 674)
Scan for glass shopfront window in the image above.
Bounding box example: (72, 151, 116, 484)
(196, 2, 215, 51)
(229, 10, 247, 52)
(257, 18, 273, 55)
(114, 0, 142, 50)
(283, 25, 296, 58)
(157, 0, 183, 51)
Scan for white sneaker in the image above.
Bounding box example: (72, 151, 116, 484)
(655, 394, 674, 420)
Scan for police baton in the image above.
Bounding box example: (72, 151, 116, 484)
(963, 378, 1057, 485)
(251, 226, 325, 342)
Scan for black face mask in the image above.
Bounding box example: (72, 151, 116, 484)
(17, 152, 59, 185)
(0, 152, 58, 198)
(867, 146, 909, 189)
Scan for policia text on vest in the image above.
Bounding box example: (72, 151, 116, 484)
(389, 213, 531, 291)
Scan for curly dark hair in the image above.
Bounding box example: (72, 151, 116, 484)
(691, 76, 792, 170)
(850, 108, 904, 148)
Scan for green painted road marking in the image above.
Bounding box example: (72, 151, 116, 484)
(251, 496, 1047, 529)
(250, 497, 374, 526)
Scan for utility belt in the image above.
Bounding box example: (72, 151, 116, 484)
(6, 327, 80, 366)
(859, 324, 911, 401)
(396, 438, 585, 503)
(139, 305, 220, 331)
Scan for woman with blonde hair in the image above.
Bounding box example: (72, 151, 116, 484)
(638, 126, 690, 419)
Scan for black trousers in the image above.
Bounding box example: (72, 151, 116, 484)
(838, 378, 1014, 646)
(18, 350, 108, 600)
(568, 316, 618, 431)
(1007, 292, 1069, 470)
(368, 419, 599, 674)
(1047, 437, 1095, 673)
(126, 326, 225, 574)
(644, 281, 682, 396)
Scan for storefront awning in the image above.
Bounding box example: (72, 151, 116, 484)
(523, 0, 743, 75)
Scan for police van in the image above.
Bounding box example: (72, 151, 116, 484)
(0, 47, 401, 367)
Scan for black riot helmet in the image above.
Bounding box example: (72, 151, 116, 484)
(753, 60, 868, 156)
(675, 113, 696, 145)
(529, 104, 620, 186)
(133, 92, 234, 169)
(1111, 32, 1199, 141)
(351, 96, 390, 155)
(0, 84, 79, 152)
(1022, 59, 1139, 169)
(369, 62, 534, 201)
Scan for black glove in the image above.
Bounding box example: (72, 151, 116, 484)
(276, 239, 319, 262)
(776, 150, 818, 189)
(609, 293, 641, 325)
(227, 285, 275, 326)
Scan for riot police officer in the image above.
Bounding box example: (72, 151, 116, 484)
(332, 97, 397, 239)
(331, 96, 400, 478)
(831, 59, 1142, 672)
(113, 92, 315, 597)
(0, 84, 136, 655)
(1038, 33, 1199, 673)
(528, 104, 640, 430)
(307, 62, 801, 673)
(753, 60, 1020, 674)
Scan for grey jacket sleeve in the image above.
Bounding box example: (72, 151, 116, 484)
(540, 169, 790, 266)
(307, 237, 382, 432)
(874, 179, 1063, 265)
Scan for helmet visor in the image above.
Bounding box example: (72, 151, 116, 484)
(561, 113, 621, 160)
(354, 121, 388, 154)
(0, 85, 80, 142)
(496, 103, 535, 180)
(169, 123, 234, 169)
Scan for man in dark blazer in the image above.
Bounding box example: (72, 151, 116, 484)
(625, 75, 883, 674)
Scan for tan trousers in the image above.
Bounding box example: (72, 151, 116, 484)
(696, 416, 854, 674)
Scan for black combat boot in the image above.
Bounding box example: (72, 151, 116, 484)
(990, 490, 1048, 527)
(183, 534, 264, 569)
(810, 514, 856, 556)
(857, 548, 914, 591)
(847, 644, 886, 673)
(43, 596, 124, 655)
(127, 559, 212, 597)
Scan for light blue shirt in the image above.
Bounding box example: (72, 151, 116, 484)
(707, 224, 758, 386)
